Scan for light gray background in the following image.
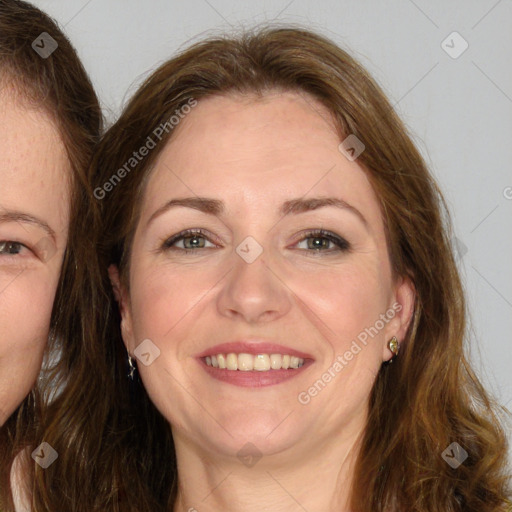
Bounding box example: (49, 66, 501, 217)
(30, 0, 512, 455)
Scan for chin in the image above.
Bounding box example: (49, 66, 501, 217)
(193, 409, 306, 460)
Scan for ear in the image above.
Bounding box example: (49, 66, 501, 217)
(108, 264, 135, 353)
(382, 274, 416, 361)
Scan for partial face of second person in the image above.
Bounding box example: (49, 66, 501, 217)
(111, 90, 415, 463)
(0, 85, 69, 425)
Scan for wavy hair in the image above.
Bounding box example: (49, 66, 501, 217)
(33, 25, 511, 511)
(0, 0, 102, 510)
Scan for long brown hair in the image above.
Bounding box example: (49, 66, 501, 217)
(0, 0, 102, 510)
(36, 25, 511, 511)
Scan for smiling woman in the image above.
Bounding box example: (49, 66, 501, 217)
(34, 26, 511, 512)
(0, 0, 102, 510)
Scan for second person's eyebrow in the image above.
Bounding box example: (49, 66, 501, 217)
(146, 196, 368, 230)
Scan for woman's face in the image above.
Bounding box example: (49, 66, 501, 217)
(0, 88, 70, 425)
(112, 91, 415, 460)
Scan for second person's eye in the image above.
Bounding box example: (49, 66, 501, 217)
(162, 229, 217, 253)
(293, 229, 350, 254)
(161, 228, 350, 255)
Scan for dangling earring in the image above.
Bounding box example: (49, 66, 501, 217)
(127, 353, 137, 380)
(387, 336, 399, 363)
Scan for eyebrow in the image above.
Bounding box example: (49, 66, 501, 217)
(0, 209, 57, 241)
(146, 196, 368, 230)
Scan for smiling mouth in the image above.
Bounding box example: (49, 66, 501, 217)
(203, 353, 305, 371)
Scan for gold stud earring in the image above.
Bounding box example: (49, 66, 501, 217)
(388, 336, 399, 363)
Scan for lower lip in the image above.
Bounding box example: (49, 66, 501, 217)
(197, 358, 314, 387)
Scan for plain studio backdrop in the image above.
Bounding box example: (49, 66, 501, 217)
(29, 0, 512, 466)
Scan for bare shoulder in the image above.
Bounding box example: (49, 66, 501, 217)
(9, 448, 32, 512)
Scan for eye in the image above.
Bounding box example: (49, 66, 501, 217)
(0, 241, 27, 256)
(162, 228, 217, 253)
(294, 229, 350, 253)
(161, 228, 350, 255)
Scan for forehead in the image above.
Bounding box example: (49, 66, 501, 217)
(0, 89, 71, 232)
(141, 91, 384, 230)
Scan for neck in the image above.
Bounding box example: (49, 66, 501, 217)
(171, 422, 364, 512)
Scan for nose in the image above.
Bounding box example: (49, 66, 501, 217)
(216, 244, 292, 324)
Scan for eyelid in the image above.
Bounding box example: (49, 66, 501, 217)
(161, 228, 220, 250)
(161, 227, 350, 253)
(0, 236, 58, 264)
(292, 228, 350, 252)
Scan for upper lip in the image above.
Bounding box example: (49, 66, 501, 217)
(196, 339, 315, 360)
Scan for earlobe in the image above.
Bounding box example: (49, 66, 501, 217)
(383, 275, 417, 361)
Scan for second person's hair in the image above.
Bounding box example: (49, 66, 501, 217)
(35, 25, 511, 512)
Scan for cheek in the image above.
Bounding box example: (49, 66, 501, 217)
(297, 260, 389, 343)
(129, 262, 215, 343)
(0, 272, 57, 421)
(129, 255, 389, 353)
(294, 262, 390, 404)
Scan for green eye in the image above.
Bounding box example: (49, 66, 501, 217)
(163, 229, 215, 253)
(295, 229, 350, 253)
(161, 228, 350, 255)
(0, 241, 25, 255)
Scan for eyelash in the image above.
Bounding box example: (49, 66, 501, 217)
(0, 241, 29, 259)
(162, 228, 350, 255)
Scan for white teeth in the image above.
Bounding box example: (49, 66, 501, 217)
(253, 354, 270, 371)
(217, 354, 226, 369)
(238, 353, 254, 371)
(226, 353, 238, 371)
(270, 354, 282, 369)
(204, 352, 305, 371)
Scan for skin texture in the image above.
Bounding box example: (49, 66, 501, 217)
(110, 91, 416, 512)
(0, 86, 69, 426)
